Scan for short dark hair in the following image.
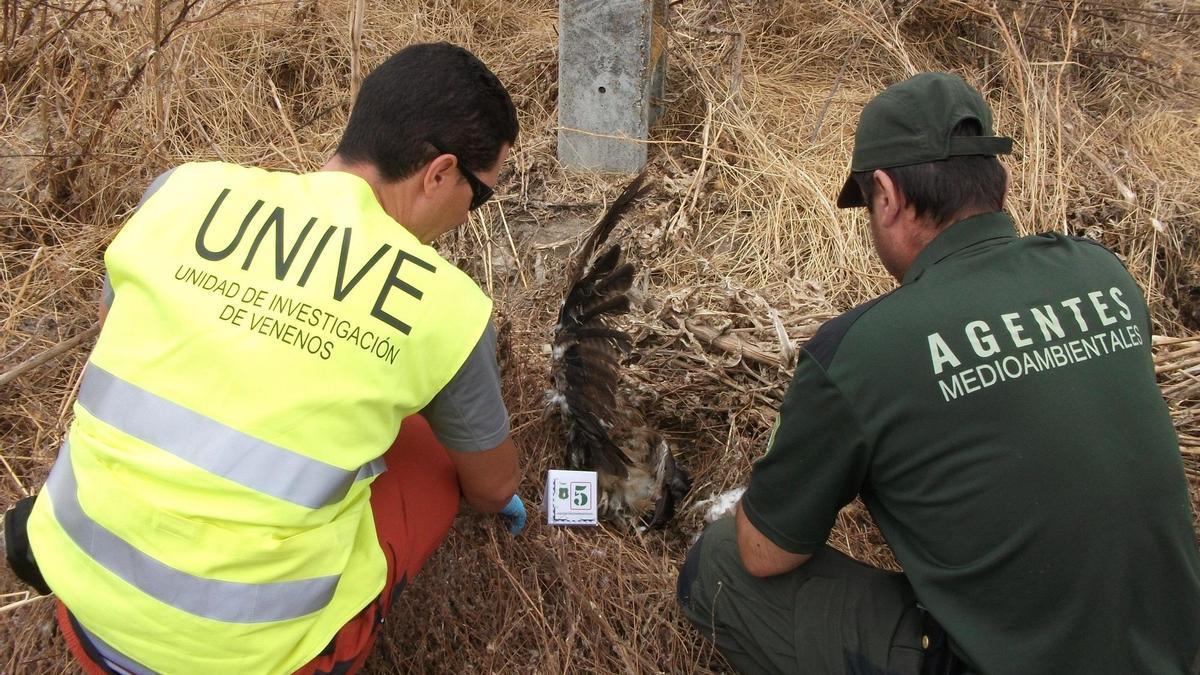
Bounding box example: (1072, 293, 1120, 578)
(852, 119, 1006, 227)
(335, 42, 519, 180)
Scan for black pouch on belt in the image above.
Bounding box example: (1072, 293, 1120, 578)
(3, 495, 52, 595)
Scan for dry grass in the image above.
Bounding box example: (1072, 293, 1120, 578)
(2, 0, 1199, 672)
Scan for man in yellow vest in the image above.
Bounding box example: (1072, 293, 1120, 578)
(3, 42, 524, 674)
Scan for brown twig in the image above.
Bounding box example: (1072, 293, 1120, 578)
(0, 593, 53, 615)
(667, 315, 787, 369)
(56, 0, 241, 192)
(1157, 347, 1200, 376)
(0, 325, 98, 388)
(811, 34, 863, 143)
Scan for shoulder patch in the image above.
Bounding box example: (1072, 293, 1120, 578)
(803, 295, 888, 370)
(1034, 231, 1126, 267)
(1067, 233, 1129, 268)
(1066, 234, 1114, 252)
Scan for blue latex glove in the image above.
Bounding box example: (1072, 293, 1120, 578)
(499, 494, 526, 536)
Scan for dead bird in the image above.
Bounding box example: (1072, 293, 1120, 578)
(547, 172, 691, 529)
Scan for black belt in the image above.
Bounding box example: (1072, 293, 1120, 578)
(3, 495, 51, 595)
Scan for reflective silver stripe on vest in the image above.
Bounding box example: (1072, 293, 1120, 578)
(46, 441, 340, 623)
(356, 456, 388, 481)
(77, 364, 384, 509)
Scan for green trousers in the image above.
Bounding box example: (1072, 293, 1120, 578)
(678, 517, 929, 675)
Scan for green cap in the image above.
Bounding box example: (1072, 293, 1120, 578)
(836, 72, 1014, 208)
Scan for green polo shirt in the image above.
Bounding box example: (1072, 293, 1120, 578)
(743, 212, 1200, 673)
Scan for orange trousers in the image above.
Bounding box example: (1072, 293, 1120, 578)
(58, 415, 462, 675)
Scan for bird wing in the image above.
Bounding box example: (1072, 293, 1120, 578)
(551, 174, 649, 478)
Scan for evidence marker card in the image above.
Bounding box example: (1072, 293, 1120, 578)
(545, 469, 598, 526)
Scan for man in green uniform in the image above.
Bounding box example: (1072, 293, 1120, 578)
(677, 72, 1200, 674)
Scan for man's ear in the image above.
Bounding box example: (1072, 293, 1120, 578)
(422, 153, 458, 197)
(872, 169, 903, 225)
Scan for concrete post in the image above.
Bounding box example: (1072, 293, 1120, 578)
(557, 0, 667, 174)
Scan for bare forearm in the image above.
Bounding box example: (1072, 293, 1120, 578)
(735, 500, 811, 577)
(448, 436, 520, 513)
(463, 485, 516, 513)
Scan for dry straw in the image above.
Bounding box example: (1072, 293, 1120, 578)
(2, 0, 1198, 672)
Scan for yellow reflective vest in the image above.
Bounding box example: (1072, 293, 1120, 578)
(28, 162, 492, 673)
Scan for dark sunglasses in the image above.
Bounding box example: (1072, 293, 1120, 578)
(427, 140, 494, 211)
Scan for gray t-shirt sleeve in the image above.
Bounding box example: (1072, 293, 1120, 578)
(421, 320, 511, 452)
(101, 275, 115, 309)
(136, 168, 174, 209)
(104, 169, 176, 308)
